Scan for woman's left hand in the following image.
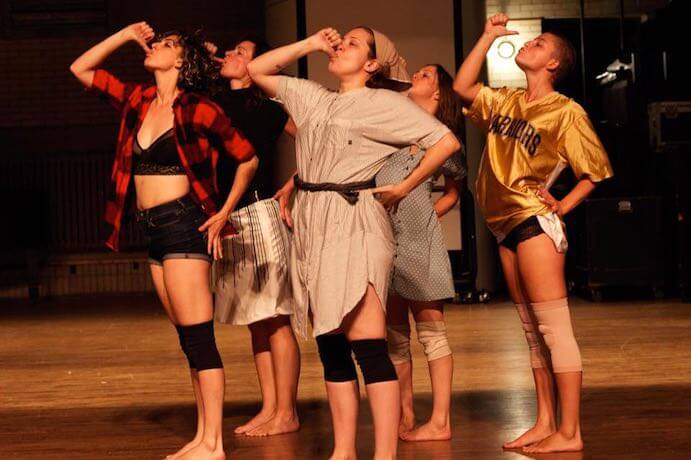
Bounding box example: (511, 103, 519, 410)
(537, 188, 564, 217)
(199, 210, 230, 260)
(372, 183, 408, 214)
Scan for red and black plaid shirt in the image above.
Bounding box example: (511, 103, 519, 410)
(90, 69, 255, 251)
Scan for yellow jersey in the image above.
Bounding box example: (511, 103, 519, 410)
(467, 85, 613, 240)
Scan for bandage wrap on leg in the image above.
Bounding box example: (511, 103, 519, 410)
(316, 333, 358, 382)
(178, 320, 223, 371)
(515, 303, 550, 369)
(415, 321, 452, 362)
(175, 324, 195, 369)
(350, 339, 398, 385)
(531, 298, 582, 373)
(387, 323, 412, 365)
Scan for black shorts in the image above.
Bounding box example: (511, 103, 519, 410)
(499, 216, 545, 252)
(135, 195, 212, 266)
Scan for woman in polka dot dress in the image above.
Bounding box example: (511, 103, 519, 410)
(375, 64, 466, 442)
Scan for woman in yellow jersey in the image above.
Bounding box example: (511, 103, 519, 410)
(454, 14, 613, 454)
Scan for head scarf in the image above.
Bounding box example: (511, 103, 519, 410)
(371, 29, 411, 91)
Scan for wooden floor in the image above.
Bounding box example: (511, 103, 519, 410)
(1, 296, 690, 459)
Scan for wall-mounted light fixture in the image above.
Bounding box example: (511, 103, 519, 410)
(497, 40, 516, 59)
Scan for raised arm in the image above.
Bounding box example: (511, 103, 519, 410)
(69, 22, 154, 88)
(453, 14, 517, 105)
(247, 28, 342, 97)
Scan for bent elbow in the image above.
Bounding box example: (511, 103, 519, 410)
(250, 155, 260, 171)
(449, 134, 462, 153)
(453, 82, 467, 98)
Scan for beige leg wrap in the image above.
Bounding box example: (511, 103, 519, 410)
(515, 303, 551, 369)
(387, 323, 412, 365)
(416, 321, 452, 362)
(531, 298, 582, 373)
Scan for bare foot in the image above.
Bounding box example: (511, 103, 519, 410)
(522, 430, 583, 453)
(234, 409, 275, 434)
(245, 412, 300, 437)
(166, 434, 203, 460)
(400, 420, 451, 442)
(177, 440, 226, 460)
(399, 411, 415, 436)
(503, 423, 556, 449)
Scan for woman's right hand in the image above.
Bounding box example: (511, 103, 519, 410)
(484, 14, 519, 40)
(204, 41, 224, 63)
(306, 28, 342, 57)
(120, 22, 155, 52)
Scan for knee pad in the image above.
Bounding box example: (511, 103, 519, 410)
(415, 321, 452, 362)
(179, 320, 223, 371)
(175, 325, 195, 369)
(350, 339, 397, 385)
(514, 304, 550, 369)
(387, 324, 412, 365)
(531, 299, 582, 373)
(316, 333, 358, 382)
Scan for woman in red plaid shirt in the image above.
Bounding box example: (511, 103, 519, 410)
(70, 22, 256, 460)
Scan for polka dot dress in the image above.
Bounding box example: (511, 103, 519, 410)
(375, 146, 467, 301)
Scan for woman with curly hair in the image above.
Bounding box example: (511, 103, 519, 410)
(70, 22, 256, 460)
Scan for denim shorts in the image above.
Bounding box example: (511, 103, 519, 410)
(135, 195, 212, 266)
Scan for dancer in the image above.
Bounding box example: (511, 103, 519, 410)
(454, 14, 613, 453)
(248, 27, 460, 459)
(70, 22, 256, 460)
(206, 36, 301, 437)
(376, 64, 466, 442)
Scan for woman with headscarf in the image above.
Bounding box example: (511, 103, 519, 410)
(248, 27, 460, 459)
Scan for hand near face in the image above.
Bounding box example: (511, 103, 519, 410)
(484, 14, 519, 39)
(204, 41, 224, 64)
(307, 28, 343, 57)
(121, 22, 155, 53)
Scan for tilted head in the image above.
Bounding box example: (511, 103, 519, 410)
(515, 32, 576, 84)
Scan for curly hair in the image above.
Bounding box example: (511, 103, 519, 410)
(155, 29, 222, 94)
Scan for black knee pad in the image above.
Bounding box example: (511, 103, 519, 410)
(179, 320, 223, 371)
(316, 333, 358, 382)
(350, 339, 397, 385)
(175, 325, 195, 369)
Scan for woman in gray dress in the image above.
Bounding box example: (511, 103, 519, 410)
(248, 27, 460, 459)
(376, 64, 466, 442)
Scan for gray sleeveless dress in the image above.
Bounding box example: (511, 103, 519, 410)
(375, 146, 466, 301)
